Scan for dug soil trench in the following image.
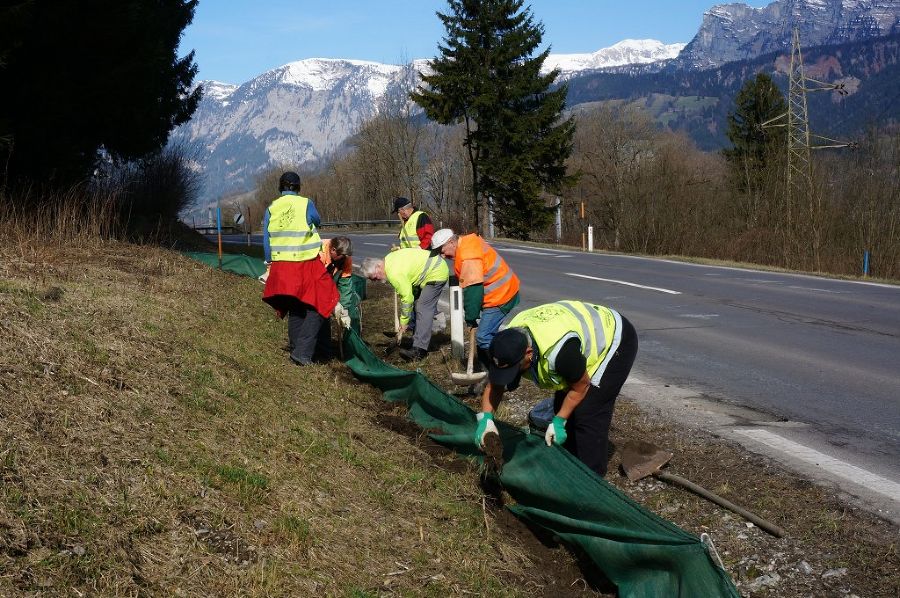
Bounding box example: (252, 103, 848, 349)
(368, 399, 615, 596)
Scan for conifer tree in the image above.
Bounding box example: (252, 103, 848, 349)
(0, 0, 200, 188)
(412, 0, 574, 239)
(723, 73, 788, 192)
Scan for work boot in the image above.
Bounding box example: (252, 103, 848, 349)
(399, 347, 427, 362)
(475, 347, 491, 373)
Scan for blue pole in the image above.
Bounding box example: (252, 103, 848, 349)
(863, 250, 869, 277)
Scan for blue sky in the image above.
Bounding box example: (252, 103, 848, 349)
(181, 0, 771, 84)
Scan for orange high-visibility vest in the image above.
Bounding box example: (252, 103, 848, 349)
(454, 234, 519, 307)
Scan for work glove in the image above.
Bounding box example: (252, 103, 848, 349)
(474, 411, 498, 450)
(465, 319, 478, 328)
(333, 303, 351, 329)
(544, 416, 567, 446)
(258, 263, 270, 284)
(390, 244, 399, 252)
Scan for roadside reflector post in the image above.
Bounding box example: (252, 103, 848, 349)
(216, 204, 223, 269)
(450, 283, 465, 361)
(555, 198, 561, 243)
(588, 225, 594, 252)
(580, 200, 586, 252)
(863, 250, 870, 277)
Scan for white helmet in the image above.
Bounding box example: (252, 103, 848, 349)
(431, 228, 455, 249)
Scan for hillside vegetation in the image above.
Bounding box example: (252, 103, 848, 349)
(0, 237, 590, 595)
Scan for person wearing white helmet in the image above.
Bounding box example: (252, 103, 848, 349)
(431, 228, 520, 373)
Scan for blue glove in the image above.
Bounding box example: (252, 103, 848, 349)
(474, 411, 498, 449)
(544, 416, 567, 446)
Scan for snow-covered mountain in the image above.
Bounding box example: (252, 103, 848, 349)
(172, 41, 682, 203)
(543, 39, 685, 77)
(172, 59, 417, 201)
(675, 0, 899, 69)
(174, 0, 900, 204)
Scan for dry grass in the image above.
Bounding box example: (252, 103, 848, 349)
(0, 191, 120, 258)
(0, 236, 608, 596)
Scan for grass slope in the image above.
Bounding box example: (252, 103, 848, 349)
(2, 237, 897, 597)
(0, 241, 591, 596)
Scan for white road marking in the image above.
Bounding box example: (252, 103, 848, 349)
(597, 254, 900, 290)
(496, 243, 575, 255)
(788, 285, 847, 294)
(565, 272, 681, 295)
(363, 242, 388, 247)
(733, 428, 900, 501)
(679, 314, 720, 319)
(497, 247, 566, 256)
(743, 279, 781, 284)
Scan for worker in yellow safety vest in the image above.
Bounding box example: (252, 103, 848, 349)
(475, 301, 638, 477)
(392, 196, 434, 249)
(431, 229, 520, 373)
(361, 248, 448, 361)
(262, 171, 338, 365)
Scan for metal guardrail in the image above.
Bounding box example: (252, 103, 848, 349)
(320, 219, 396, 228)
(193, 225, 237, 234)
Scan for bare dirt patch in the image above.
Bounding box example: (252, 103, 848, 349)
(366, 396, 612, 596)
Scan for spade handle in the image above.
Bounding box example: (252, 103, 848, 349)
(655, 471, 786, 538)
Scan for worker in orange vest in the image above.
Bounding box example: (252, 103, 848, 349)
(431, 229, 520, 372)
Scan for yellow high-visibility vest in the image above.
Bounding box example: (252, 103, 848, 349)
(268, 194, 321, 261)
(508, 301, 622, 390)
(398, 210, 425, 248)
(385, 248, 449, 325)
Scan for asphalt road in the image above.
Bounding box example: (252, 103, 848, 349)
(222, 232, 900, 486)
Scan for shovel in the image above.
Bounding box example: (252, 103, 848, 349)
(621, 440, 786, 538)
(450, 327, 487, 385)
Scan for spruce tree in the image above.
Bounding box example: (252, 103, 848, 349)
(412, 0, 574, 239)
(723, 73, 788, 192)
(0, 0, 200, 188)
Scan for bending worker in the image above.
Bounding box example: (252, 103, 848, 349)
(262, 171, 338, 365)
(431, 229, 520, 371)
(392, 196, 434, 249)
(361, 248, 448, 361)
(475, 301, 638, 477)
(320, 236, 360, 333)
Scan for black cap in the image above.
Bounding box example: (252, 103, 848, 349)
(279, 171, 301, 192)
(391, 196, 412, 214)
(488, 328, 529, 387)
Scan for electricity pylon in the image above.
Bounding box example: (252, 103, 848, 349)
(761, 28, 856, 217)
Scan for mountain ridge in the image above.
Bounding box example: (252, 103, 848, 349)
(173, 0, 900, 204)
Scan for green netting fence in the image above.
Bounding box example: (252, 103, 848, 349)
(183, 251, 267, 278)
(185, 251, 739, 597)
(341, 329, 739, 598)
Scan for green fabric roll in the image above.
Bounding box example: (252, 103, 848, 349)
(340, 329, 739, 598)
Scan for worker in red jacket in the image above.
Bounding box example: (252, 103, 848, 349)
(262, 171, 338, 365)
(392, 196, 434, 249)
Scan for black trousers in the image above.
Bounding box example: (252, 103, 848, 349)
(287, 304, 329, 364)
(553, 316, 638, 477)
